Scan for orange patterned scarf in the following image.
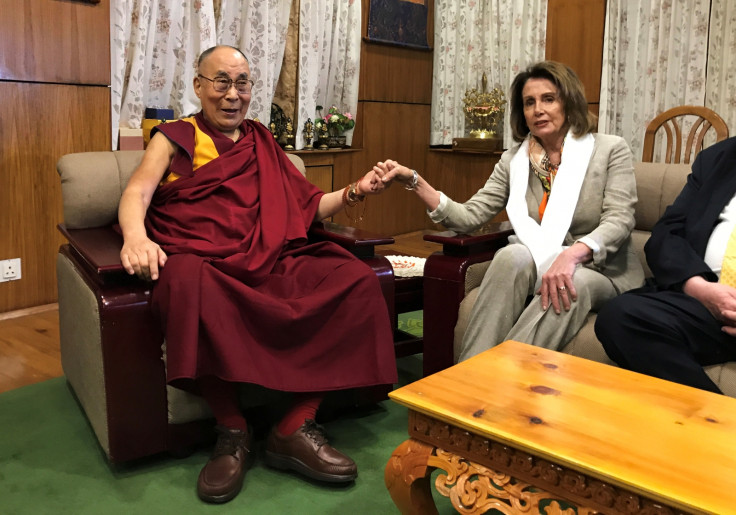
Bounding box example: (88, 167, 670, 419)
(528, 136, 563, 220)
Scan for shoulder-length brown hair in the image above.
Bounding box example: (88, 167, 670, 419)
(508, 61, 596, 142)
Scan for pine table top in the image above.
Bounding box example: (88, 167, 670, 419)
(390, 340, 736, 514)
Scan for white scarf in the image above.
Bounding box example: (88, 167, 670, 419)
(506, 130, 595, 289)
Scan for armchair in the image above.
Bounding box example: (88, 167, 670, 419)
(421, 160, 736, 396)
(56, 150, 396, 463)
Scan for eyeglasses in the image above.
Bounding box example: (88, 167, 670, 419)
(198, 74, 254, 94)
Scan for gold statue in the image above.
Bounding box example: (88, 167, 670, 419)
(318, 123, 329, 150)
(462, 72, 506, 139)
(284, 119, 295, 150)
(303, 118, 314, 150)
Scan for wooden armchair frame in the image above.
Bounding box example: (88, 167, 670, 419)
(642, 105, 729, 164)
(420, 222, 514, 376)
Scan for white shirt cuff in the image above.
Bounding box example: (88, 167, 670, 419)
(577, 236, 600, 256)
(428, 192, 449, 222)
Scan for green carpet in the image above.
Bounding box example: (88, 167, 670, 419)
(0, 329, 460, 514)
(397, 310, 423, 338)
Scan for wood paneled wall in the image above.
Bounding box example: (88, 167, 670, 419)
(546, 0, 607, 118)
(0, 0, 111, 313)
(0, 0, 110, 84)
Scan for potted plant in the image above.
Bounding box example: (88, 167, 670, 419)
(315, 105, 355, 148)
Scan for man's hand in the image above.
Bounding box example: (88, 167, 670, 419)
(357, 170, 386, 195)
(684, 276, 736, 335)
(120, 236, 167, 281)
(538, 242, 593, 314)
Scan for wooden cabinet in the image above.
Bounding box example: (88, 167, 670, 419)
(294, 152, 336, 194)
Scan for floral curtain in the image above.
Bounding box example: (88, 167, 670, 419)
(111, 1, 311, 150)
(215, 0, 292, 124)
(706, 0, 736, 136)
(296, 0, 361, 149)
(430, 0, 547, 148)
(111, 0, 217, 149)
(598, 0, 712, 160)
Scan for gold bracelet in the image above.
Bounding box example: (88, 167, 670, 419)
(348, 181, 366, 204)
(344, 179, 366, 222)
(342, 184, 357, 207)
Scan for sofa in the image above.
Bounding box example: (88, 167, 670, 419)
(56, 150, 397, 463)
(421, 160, 736, 397)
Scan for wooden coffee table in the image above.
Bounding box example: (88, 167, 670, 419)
(385, 340, 736, 514)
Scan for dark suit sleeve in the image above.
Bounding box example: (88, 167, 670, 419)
(644, 153, 718, 290)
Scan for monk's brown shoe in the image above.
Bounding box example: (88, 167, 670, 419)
(264, 419, 357, 483)
(197, 425, 254, 503)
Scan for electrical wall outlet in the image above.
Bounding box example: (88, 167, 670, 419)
(0, 258, 21, 282)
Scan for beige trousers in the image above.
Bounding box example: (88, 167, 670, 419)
(457, 243, 616, 362)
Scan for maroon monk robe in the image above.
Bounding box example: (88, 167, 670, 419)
(145, 114, 397, 392)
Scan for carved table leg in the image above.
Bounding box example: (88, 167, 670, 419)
(385, 438, 439, 515)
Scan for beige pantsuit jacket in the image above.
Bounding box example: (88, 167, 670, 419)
(430, 133, 645, 295)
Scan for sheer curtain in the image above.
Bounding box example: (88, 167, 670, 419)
(706, 0, 736, 135)
(111, 0, 217, 148)
(430, 0, 547, 149)
(296, 0, 361, 149)
(598, 0, 711, 160)
(111, 1, 320, 150)
(216, 0, 292, 125)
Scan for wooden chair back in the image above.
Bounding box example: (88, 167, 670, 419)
(642, 105, 729, 164)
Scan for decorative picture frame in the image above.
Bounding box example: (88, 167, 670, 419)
(366, 0, 431, 50)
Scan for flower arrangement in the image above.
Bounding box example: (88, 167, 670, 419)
(315, 105, 355, 136)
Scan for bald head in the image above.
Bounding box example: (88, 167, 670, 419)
(197, 45, 249, 73)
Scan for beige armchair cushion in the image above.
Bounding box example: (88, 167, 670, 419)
(632, 162, 691, 232)
(57, 149, 306, 230)
(58, 150, 145, 229)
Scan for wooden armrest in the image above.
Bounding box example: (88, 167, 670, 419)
(58, 221, 396, 276)
(58, 224, 126, 275)
(423, 221, 514, 256)
(421, 221, 513, 377)
(309, 221, 395, 258)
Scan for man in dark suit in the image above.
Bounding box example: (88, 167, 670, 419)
(595, 136, 736, 394)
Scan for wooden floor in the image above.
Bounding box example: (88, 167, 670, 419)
(0, 304, 62, 394)
(0, 231, 439, 394)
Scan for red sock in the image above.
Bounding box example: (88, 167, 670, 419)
(198, 375, 248, 432)
(277, 393, 324, 436)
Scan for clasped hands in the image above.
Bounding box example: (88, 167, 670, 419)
(353, 160, 417, 197)
(355, 159, 415, 194)
(370, 159, 415, 188)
